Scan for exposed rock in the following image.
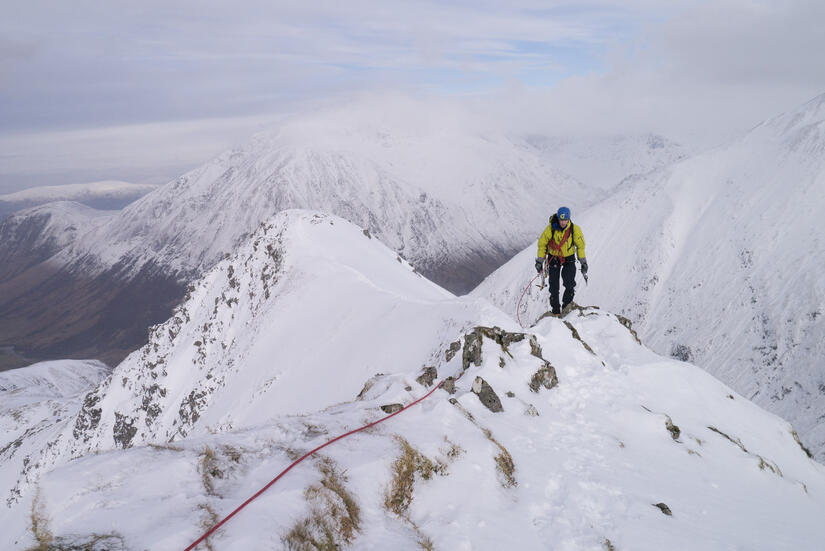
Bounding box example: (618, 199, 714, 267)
(440, 377, 456, 395)
(524, 404, 540, 417)
(445, 340, 461, 362)
(356, 373, 385, 400)
(462, 326, 528, 371)
(615, 314, 642, 344)
(380, 404, 403, 414)
(664, 415, 681, 440)
(113, 413, 138, 449)
(528, 335, 542, 358)
(563, 321, 596, 355)
(416, 366, 438, 387)
(472, 376, 503, 413)
(462, 332, 484, 371)
(671, 343, 693, 362)
(653, 502, 673, 516)
(73, 388, 105, 443)
(529, 364, 559, 392)
(792, 429, 814, 458)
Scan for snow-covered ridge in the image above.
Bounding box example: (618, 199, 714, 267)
(0, 360, 110, 400)
(1, 207, 823, 548)
(0, 201, 114, 284)
(0, 210, 506, 507)
(3, 209, 825, 549)
(474, 91, 825, 460)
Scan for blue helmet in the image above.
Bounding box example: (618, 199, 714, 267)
(557, 206, 571, 221)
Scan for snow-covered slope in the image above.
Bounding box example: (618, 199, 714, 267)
(3, 210, 824, 550)
(473, 92, 825, 460)
(0, 201, 113, 284)
(0, 360, 110, 511)
(0, 360, 111, 400)
(527, 133, 690, 189)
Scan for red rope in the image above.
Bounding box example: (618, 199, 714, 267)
(516, 273, 540, 328)
(183, 379, 444, 551)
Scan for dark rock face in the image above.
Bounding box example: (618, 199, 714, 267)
(472, 377, 503, 413)
(416, 366, 438, 387)
(653, 502, 673, 516)
(73, 386, 107, 443)
(380, 404, 404, 414)
(445, 340, 461, 362)
(461, 326, 528, 371)
(112, 412, 138, 449)
(529, 364, 559, 392)
(664, 415, 681, 440)
(615, 314, 642, 344)
(441, 377, 456, 395)
(671, 343, 693, 362)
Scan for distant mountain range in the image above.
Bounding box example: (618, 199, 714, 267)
(0, 181, 157, 221)
(7, 104, 678, 368)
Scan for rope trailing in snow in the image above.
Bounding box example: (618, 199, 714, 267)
(516, 273, 541, 328)
(183, 379, 445, 551)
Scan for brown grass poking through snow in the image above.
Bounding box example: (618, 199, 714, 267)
(283, 457, 361, 550)
(28, 488, 52, 550)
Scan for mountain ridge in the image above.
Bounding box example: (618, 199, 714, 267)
(2, 209, 824, 550)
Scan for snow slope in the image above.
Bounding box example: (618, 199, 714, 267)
(473, 92, 825, 460)
(0, 201, 113, 284)
(527, 133, 689, 189)
(0, 360, 110, 511)
(2, 210, 824, 550)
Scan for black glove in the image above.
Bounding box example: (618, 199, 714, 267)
(535, 258, 544, 273)
(580, 259, 588, 275)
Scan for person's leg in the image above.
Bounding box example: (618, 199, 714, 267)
(561, 259, 577, 309)
(548, 259, 562, 314)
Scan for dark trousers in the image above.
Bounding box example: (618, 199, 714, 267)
(548, 255, 576, 312)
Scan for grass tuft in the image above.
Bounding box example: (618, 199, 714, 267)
(283, 457, 361, 550)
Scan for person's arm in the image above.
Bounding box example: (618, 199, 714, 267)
(537, 226, 551, 259)
(573, 225, 586, 260)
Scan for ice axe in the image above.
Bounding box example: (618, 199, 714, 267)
(536, 257, 548, 290)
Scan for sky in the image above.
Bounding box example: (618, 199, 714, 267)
(2, 0, 825, 194)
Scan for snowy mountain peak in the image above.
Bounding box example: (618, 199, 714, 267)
(747, 92, 825, 152)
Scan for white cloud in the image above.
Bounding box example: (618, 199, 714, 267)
(1, 0, 824, 189)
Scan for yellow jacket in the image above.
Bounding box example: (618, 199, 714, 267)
(537, 216, 586, 260)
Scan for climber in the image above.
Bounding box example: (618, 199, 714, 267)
(534, 206, 587, 316)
